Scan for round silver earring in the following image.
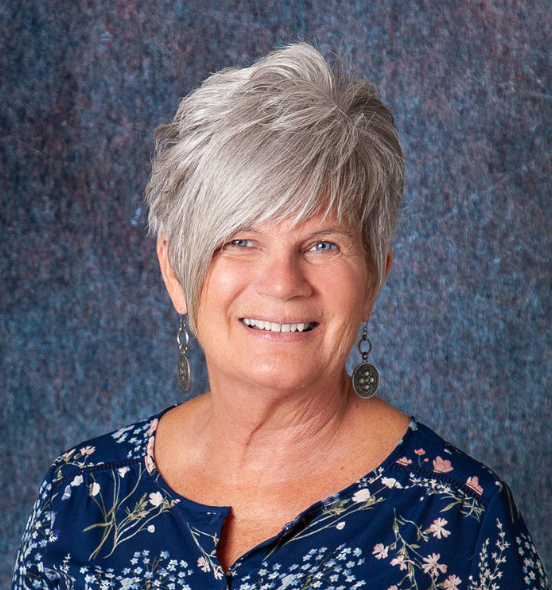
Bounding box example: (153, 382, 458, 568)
(177, 316, 191, 391)
(352, 324, 380, 399)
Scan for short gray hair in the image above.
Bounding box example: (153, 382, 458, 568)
(145, 43, 404, 332)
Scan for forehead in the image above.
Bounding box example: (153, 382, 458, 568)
(243, 212, 359, 240)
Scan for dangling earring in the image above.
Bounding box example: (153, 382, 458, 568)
(352, 323, 380, 399)
(177, 315, 191, 391)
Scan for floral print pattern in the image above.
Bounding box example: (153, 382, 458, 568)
(12, 408, 550, 590)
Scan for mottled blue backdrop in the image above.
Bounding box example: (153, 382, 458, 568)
(1, 0, 551, 584)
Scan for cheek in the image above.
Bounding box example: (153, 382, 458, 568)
(196, 261, 252, 330)
(323, 264, 371, 306)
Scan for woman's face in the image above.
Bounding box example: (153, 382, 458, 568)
(194, 213, 378, 393)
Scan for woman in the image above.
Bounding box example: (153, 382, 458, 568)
(13, 43, 548, 589)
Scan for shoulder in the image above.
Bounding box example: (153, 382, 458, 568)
(390, 419, 505, 507)
(46, 410, 166, 492)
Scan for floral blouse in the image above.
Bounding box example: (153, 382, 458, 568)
(13, 406, 550, 590)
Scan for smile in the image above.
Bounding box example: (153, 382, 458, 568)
(241, 318, 317, 333)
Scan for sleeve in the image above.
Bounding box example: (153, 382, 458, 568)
(12, 463, 58, 590)
(467, 482, 550, 590)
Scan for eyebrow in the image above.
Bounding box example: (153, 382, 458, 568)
(306, 227, 356, 239)
(242, 226, 357, 240)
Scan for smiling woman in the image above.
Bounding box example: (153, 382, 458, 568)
(160, 214, 375, 396)
(12, 43, 549, 590)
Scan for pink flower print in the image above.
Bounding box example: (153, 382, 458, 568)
(145, 436, 155, 474)
(466, 476, 484, 495)
(373, 544, 389, 559)
(147, 418, 159, 437)
(432, 456, 453, 473)
(414, 448, 425, 455)
(390, 554, 409, 570)
(443, 575, 462, 589)
(396, 456, 412, 466)
(213, 568, 224, 580)
(61, 448, 75, 461)
(80, 445, 95, 456)
(422, 553, 447, 577)
(429, 518, 451, 539)
(197, 556, 210, 573)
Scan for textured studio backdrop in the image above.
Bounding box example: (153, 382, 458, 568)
(1, 0, 551, 584)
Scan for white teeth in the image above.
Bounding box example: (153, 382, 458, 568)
(242, 318, 314, 333)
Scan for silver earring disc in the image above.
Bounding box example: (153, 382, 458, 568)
(178, 353, 191, 391)
(352, 361, 379, 399)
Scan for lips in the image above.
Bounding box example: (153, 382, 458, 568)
(241, 318, 318, 333)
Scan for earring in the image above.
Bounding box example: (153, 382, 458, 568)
(177, 315, 191, 391)
(352, 323, 380, 399)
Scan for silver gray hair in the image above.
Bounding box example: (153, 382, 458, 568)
(145, 43, 404, 332)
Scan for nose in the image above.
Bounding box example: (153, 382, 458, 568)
(254, 250, 313, 301)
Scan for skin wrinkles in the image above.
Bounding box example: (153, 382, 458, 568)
(196, 217, 373, 390)
(155, 212, 405, 571)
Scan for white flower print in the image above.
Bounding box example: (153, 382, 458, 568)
(71, 475, 84, 487)
(112, 419, 154, 459)
(13, 414, 551, 590)
(89, 482, 101, 497)
(149, 491, 164, 507)
(236, 546, 367, 589)
(429, 517, 451, 539)
(352, 488, 371, 502)
(58, 549, 192, 589)
(382, 477, 402, 489)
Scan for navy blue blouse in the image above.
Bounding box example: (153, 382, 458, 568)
(13, 406, 550, 589)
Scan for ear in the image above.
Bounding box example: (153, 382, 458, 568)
(362, 249, 393, 321)
(156, 235, 187, 315)
(384, 249, 393, 279)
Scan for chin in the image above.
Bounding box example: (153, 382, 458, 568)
(242, 361, 324, 393)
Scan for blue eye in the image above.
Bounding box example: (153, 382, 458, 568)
(310, 241, 337, 252)
(227, 239, 253, 248)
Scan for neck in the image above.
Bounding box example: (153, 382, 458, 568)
(195, 368, 356, 482)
